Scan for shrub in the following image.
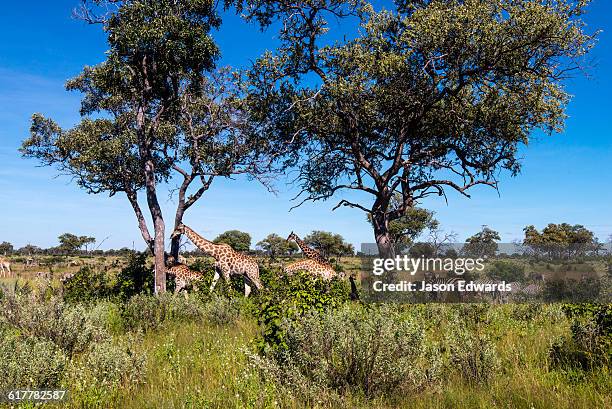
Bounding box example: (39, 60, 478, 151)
(254, 270, 350, 352)
(487, 261, 525, 282)
(444, 322, 500, 384)
(252, 304, 430, 399)
(544, 277, 601, 302)
(113, 253, 154, 301)
(0, 332, 67, 389)
(121, 293, 205, 331)
(204, 295, 240, 326)
(63, 265, 109, 304)
(0, 292, 109, 355)
(551, 304, 611, 370)
(69, 336, 147, 390)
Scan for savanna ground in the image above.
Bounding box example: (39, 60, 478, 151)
(0, 254, 610, 409)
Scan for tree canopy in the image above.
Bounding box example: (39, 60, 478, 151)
(241, 0, 597, 257)
(463, 227, 501, 258)
(257, 233, 299, 258)
(523, 223, 598, 258)
(214, 230, 252, 252)
(21, 0, 280, 291)
(303, 231, 354, 259)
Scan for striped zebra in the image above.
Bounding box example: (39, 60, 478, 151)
(521, 283, 543, 297)
(423, 274, 464, 301)
(469, 279, 507, 302)
(502, 282, 542, 301)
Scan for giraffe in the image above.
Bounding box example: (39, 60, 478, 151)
(167, 263, 204, 296)
(286, 232, 329, 264)
(285, 232, 339, 280)
(0, 257, 11, 278)
(171, 224, 262, 297)
(283, 258, 338, 280)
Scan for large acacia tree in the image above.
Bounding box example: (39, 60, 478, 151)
(241, 0, 597, 257)
(21, 0, 277, 292)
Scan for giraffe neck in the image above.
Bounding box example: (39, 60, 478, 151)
(293, 235, 325, 261)
(182, 225, 224, 258)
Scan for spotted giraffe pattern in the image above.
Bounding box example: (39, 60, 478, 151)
(286, 232, 329, 264)
(172, 224, 262, 297)
(167, 263, 204, 294)
(283, 258, 338, 280)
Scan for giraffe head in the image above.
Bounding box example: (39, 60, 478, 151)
(171, 224, 186, 239)
(287, 231, 298, 242)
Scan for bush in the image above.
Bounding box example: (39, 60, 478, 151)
(252, 304, 430, 399)
(551, 304, 611, 370)
(204, 295, 240, 326)
(69, 336, 147, 390)
(113, 253, 154, 301)
(487, 261, 525, 282)
(0, 333, 67, 389)
(444, 322, 500, 384)
(544, 277, 601, 302)
(0, 292, 109, 355)
(121, 293, 205, 332)
(254, 269, 350, 352)
(63, 265, 109, 304)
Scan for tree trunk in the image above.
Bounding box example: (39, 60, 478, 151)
(372, 213, 395, 259)
(144, 159, 166, 294)
(170, 202, 187, 263)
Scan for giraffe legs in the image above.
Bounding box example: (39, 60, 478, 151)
(210, 270, 221, 292)
(244, 283, 252, 297)
(175, 279, 187, 294)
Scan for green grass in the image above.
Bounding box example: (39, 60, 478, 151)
(54, 308, 609, 409)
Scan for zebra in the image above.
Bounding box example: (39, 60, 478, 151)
(520, 283, 543, 297)
(423, 273, 464, 301)
(468, 279, 508, 302)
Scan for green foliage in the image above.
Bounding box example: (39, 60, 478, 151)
(463, 227, 501, 258)
(551, 304, 611, 370)
(120, 294, 205, 332)
(0, 241, 14, 255)
(543, 277, 602, 302)
(524, 223, 599, 258)
(0, 291, 109, 356)
(257, 233, 299, 258)
(0, 333, 67, 389)
(367, 196, 438, 249)
(203, 294, 241, 326)
(69, 336, 147, 391)
(113, 253, 154, 301)
(214, 230, 252, 252)
(63, 265, 109, 304)
(303, 230, 354, 258)
(254, 304, 430, 398)
(242, 0, 596, 253)
(444, 323, 501, 384)
(487, 260, 525, 282)
(254, 267, 351, 352)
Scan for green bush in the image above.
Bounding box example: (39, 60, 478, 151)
(113, 253, 154, 301)
(203, 294, 240, 326)
(251, 304, 431, 399)
(63, 265, 109, 304)
(254, 269, 350, 352)
(68, 336, 147, 390)
(121, 293, 205, 331)
(0, 292, 109, 355)
(551, 304, 611, 370)
(0, 333, 67, 389)
(487, 260, 525, 282)
(444, 322, 501, 384)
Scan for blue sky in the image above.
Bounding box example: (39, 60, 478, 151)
(0, 1, 611, 251)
